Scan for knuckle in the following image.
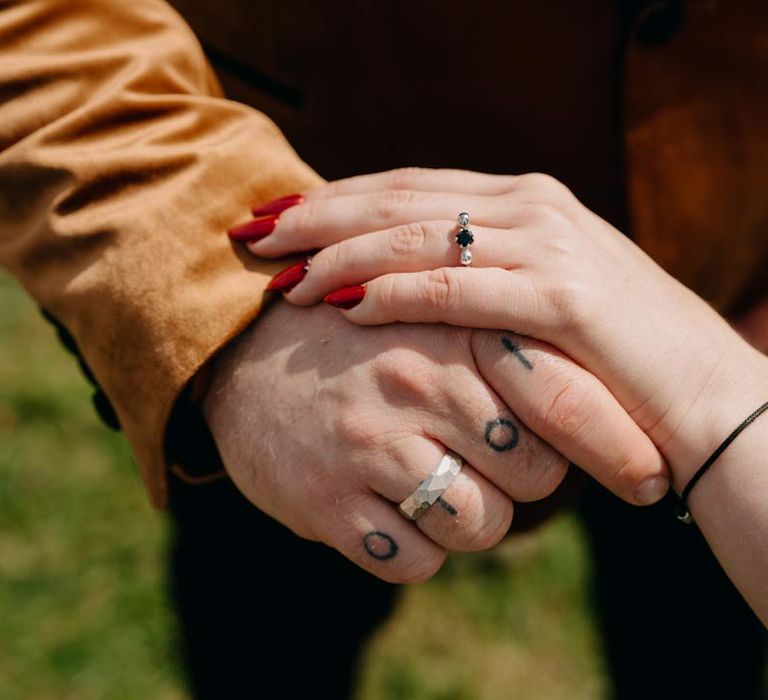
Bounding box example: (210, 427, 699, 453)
(386, 166, 431, 191)
(423, 268, 460, 312)
(510, 436, 570, 502)
(611, 444, 661, 491)
(373, 273, 400, 314)
(370, 188, 418, 220)
(468, 328, 505, 369)
(542, 278, 590, 331)
(612, 454, 645, 488)
(306, 458, 369, 512)
(301, 463, 345, 505)
(291, 483, 364, 544)
(285, 195, 315, 234)
(459, 499, 514, 551)
(529, 201, 572, 232)
(335, 405, 381, 448)
(317, 179, 341, 198)
(493, 174, 520, 195)
(519, 172, 574, 201)
(541, 232, 577, 260)
(529, 450, 570, 500)
(314, 242, 343, 277)
(371, 349, 437, 407)
(535, 375, 591, 441)
(388, 221, 429, 258)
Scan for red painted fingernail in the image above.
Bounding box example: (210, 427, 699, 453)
(267, 258, 310, 292)
(227, 214, 279, 242)
(251, 193, 304, 217)
(324, 285, 366, 309)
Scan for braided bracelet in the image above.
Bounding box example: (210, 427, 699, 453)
(676, 400, 768, 524)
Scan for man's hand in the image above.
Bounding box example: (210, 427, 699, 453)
(202, 301, 665, 584)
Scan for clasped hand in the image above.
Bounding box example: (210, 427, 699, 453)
(205, 167, 761, 584)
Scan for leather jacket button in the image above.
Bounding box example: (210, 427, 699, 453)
(636, 0, 684, 46)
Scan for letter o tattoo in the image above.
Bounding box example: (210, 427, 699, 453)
(363, 531, 399, 560)
(484, 418, 520, 452)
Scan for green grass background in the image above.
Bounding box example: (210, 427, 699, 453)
(0, 269, 606, 699)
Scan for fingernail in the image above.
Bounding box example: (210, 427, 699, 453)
(634, 475, 670, 505)
(251, 193, 304, 217)
(324, 285, 366, 309)
(267, 258, 310, 292)
(227, 214, 279, 242)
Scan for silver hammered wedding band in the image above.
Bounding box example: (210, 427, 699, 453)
(398, 450, 463, 521)
(456, 211, 474, 266)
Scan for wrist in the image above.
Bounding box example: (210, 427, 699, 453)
(661, 341, 768, 493)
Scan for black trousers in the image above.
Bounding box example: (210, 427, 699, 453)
(168, 473, 767, 699)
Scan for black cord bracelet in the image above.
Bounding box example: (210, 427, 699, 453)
(676, 399, 768, 524)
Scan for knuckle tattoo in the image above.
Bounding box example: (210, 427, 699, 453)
(501, 335, 535, 370)
(484, 417, 520, 452)
(436, 497, 458, 516)
(363, 530, 399, 561)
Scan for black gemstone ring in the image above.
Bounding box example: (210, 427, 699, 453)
(456, 212, 474, 266)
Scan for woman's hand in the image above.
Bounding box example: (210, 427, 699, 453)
(234, 168, 768, 489)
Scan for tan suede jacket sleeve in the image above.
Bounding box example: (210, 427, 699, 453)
(0, 0, 325, 506)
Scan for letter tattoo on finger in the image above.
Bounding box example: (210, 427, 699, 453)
(363, 531, 399, 560)
(502, 336, 534, 370)
(484, 417, 520, 452)
(436, 497, 458, 516)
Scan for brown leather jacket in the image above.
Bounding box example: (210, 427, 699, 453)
(1, 0, 766, 506)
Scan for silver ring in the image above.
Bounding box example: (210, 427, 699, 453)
(398, 450, 463, 521)
(456, 211, 474, 266)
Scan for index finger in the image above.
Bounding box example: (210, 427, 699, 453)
(305, 167, 520, 201)
(470, 330, 670, 506)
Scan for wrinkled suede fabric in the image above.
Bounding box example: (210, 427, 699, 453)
(0, 0, 324, 506)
